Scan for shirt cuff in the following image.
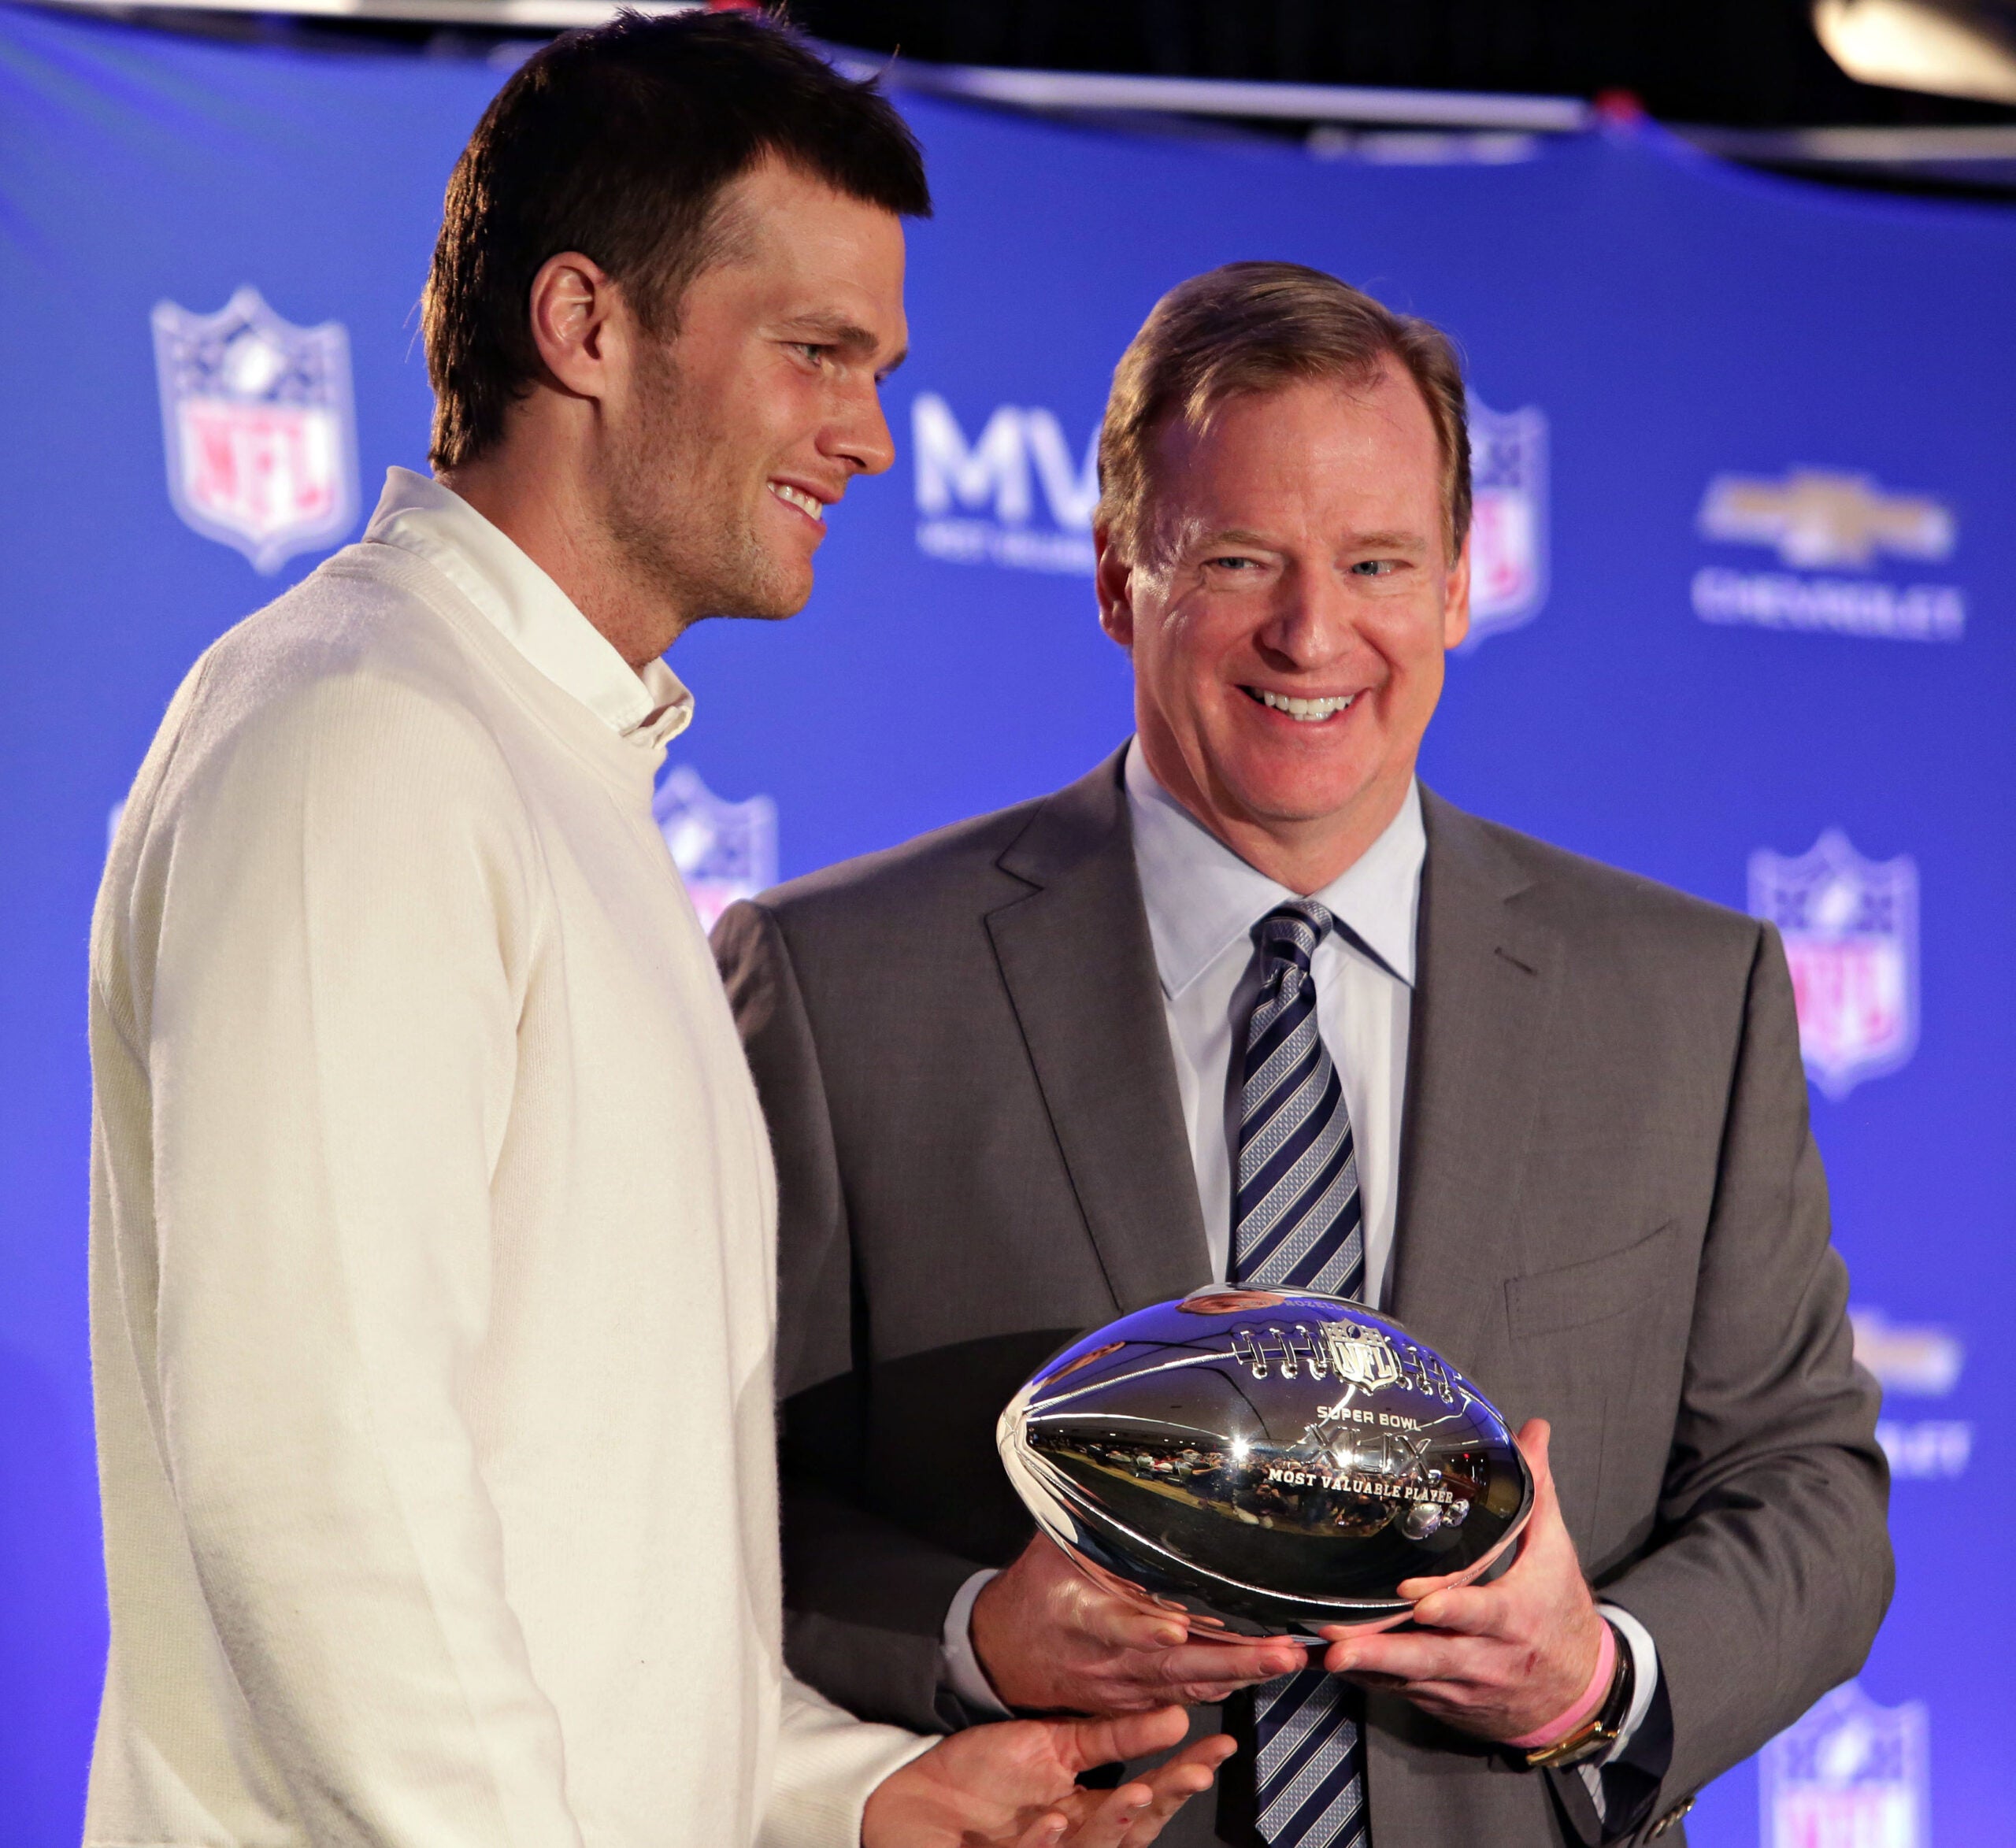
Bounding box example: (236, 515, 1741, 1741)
(1595, 1602, 1659, 1764)
(761, 1675, 936, 1848)
(937, 1568, 1011, 1719)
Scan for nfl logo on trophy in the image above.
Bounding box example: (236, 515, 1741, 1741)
(1760, 1683, 1929, 1848)
(151, 287, 358, 573)
(1748, 831, 1918, 1101)
(1462, 398, 1548, 646)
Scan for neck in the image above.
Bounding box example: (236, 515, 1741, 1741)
(439, 437, 689, 672)
(1139, 732, 1411, 895)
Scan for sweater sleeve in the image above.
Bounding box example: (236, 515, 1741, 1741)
(761, 1674, 932, 1848)
(132, 665, 582, 1847)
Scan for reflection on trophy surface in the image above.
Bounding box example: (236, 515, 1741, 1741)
(998, 1286, 1533, 1640)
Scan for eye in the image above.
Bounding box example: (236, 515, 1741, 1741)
(1206, 555, 1261, 572)
(792, 342, 830, 368)
(1350, 558, 1401, 577)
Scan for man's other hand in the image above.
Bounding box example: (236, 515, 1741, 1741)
(973, 1533, 1304, 1713)
(1317, 1420, 1607, 1742)
(862, 1707, 1235, 1848)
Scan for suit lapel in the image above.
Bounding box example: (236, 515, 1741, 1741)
(1388, 791, 1562, 1374)
(988, 751, 1213, 1314)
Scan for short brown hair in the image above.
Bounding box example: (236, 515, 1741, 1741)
(1096, 261, 1470, 564)
(422, 9, 931, 470)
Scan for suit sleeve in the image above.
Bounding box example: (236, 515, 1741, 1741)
(714, 900, 988, 1735)
(132, 671, 583, 1846)
(1600, 921, 1892, 1818)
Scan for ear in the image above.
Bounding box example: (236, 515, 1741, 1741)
(1094, 524, 1136, 649)
(527, 251, 628, 402)
(1441, 529, 1473, 651)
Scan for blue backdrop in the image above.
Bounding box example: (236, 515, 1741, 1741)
(2, 6, 2009, 1842)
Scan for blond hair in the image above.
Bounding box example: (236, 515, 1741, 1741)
(1096, 261, 1470, 563)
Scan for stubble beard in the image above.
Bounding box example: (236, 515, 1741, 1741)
(602, 340, 804, 628)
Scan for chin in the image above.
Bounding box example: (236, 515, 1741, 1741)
(1248, 796, 1369, 832)
(710, 557, 813, 623)
(759, 543, 819, 617)
(765, 570, 815, 620)
(1224, 760, 1379, 829)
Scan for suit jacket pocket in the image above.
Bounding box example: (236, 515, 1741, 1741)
(1505, 1221, 1678, 1339)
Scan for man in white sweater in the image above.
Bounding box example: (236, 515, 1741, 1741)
(86, 15, 1227, 1848)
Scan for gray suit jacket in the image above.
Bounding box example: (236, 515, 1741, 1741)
(714, 750, 1889, 1848)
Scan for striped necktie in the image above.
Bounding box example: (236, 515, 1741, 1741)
(1226, 900, 1369, 1848)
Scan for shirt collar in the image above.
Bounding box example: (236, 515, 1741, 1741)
(363, 468, 692, 751)
(1124, 737, 1425, 998)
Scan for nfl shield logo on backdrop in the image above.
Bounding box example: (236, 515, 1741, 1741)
(1761, 1682, 1929, 1848)
(1462, 398, 1547, 646)
(654, 765, 778, 934)
(152, 287, 358, 573)
(1748, 830, 1918, 1100)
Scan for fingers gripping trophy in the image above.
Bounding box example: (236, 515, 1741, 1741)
(996, 1288, 1632, 1846)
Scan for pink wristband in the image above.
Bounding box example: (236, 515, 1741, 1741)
(1506, 1620, 1617, 1751)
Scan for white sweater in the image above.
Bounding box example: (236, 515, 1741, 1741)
(87, 470, 924, 1848)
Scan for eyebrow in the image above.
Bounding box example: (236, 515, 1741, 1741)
(1194, 527, 1429, 552)
(1340, 529, 1430, 552)
(778, 311, 906, 372)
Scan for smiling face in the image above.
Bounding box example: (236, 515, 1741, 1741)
(1097, 365, 1470, 891)
(595, 157, 909, 627)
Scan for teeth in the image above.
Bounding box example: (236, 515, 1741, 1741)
(1255, 688, 1355, 721)
(769, 482, 825, 522)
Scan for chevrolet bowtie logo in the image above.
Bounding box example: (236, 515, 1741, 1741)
(1698, 468, 1955, 571)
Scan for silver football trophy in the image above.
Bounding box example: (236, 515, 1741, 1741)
(998, 1287, 1533, 1640)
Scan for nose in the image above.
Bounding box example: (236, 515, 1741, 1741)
(1254, 561, 1359, 671)
(828, 377, 896, 480)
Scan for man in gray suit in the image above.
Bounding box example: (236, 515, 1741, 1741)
(713, 263, 1889, 1848)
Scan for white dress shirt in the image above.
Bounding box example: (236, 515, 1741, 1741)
(1125, 738, 1421, 1298)
(368, 466, 691, 740)
(943, 739, 1655, 1774)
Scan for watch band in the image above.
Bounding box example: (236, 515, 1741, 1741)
(1521, 1620, 1636, 1771)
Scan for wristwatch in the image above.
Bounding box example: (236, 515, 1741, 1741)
(1521, 1620, 1636, 1771)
